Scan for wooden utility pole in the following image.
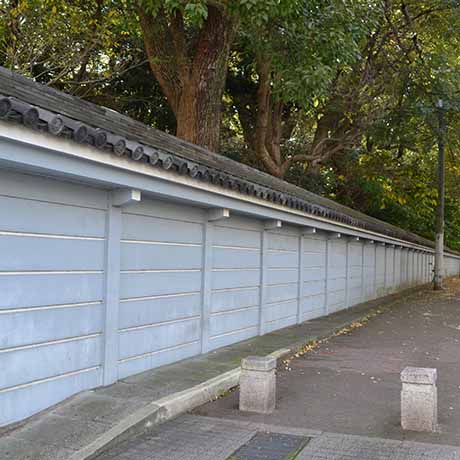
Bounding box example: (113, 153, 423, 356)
(433, 99, 446, 290)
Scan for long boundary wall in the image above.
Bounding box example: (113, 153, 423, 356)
(0, 127, 459, 428)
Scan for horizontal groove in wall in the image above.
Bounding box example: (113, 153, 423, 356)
(215, 224, 261, 233)
(0, 300, 103, 314)
(212, 244, 260, 251)
(0, 270, 103, 276)
(212, 268, 259, 272)
(0, 230, 105, 241)
(302, 293, 325, 299)
(303, 288, 325, 298)
(120, 291, 201, 303)
(122, 210, 203, 226)
(265, 314, 297, 325)
(118, 340, 200, 363)
(266, 281, 298, 288)
(121, 239, 201, 247)
(265, 298, 298, 307)
(0, 366, 101, 394)
(120, 269, 201, 274)
(0, 332, 102, 354)
(268, 248, 297, 254)
(303, 278, 326, 284)
(209, 325, 257, 340)
(266, 230, 297, 236)
(211, 285, 260, 294)
(0, 193, 107, 212)
(211, 305, 259, 317)
(268, 267, 297, 271)
(212, 266, 260, 272)
(118, 315, 201, 333)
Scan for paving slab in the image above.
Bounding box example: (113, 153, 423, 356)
(229, 432, 310, 460)
(0, 285, 424, 460)
(95, 415, 257, 460)
(297, 433, 460, 460)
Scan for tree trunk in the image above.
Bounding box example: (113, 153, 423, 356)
(253, 61, 304, 178)
(139, 5, 235, 153)
(174, 8, 231, 152)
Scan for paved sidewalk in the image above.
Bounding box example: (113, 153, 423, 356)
(196, 279, 460, 447)
(95, 415, 460, 460)
(298, 432, 460, 460)
(0, 286, 429, 460)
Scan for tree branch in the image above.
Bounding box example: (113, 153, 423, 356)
(253, 58, 285, 176)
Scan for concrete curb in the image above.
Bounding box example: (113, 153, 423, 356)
(68, 295, 402, 460)
(68, 369, 241, 460)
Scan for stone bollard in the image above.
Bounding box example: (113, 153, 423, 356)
(239, 356, 276, 414)
(401, 367, 437, 432)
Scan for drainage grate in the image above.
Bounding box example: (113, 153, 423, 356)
(227, 432, 310, 460)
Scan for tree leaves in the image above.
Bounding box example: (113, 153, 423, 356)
(2, 0, 459, 248)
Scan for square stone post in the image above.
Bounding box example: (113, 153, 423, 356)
(401, 367, 437, 432)
(239, 356, 276, 414)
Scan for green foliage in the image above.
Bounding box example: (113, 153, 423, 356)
(0, 0, 175, 128)
(139, 0, 297, 27)
(0, 0, 133, 81)
(240, 0, 377, 107)
(1, 0, 459, 249)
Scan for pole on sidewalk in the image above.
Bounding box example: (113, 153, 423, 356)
(433, 99, 446, 290)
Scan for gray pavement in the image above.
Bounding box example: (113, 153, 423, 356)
(0, 284, 411, 460)
(95, 415, 460, 460)
(298, 432, 460, 460)
(195, 279, 460, 447)
(96, 415, 257, 460)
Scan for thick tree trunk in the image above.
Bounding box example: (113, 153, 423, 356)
(174, 7, 232, 151)
(139, 5, 235, 152)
